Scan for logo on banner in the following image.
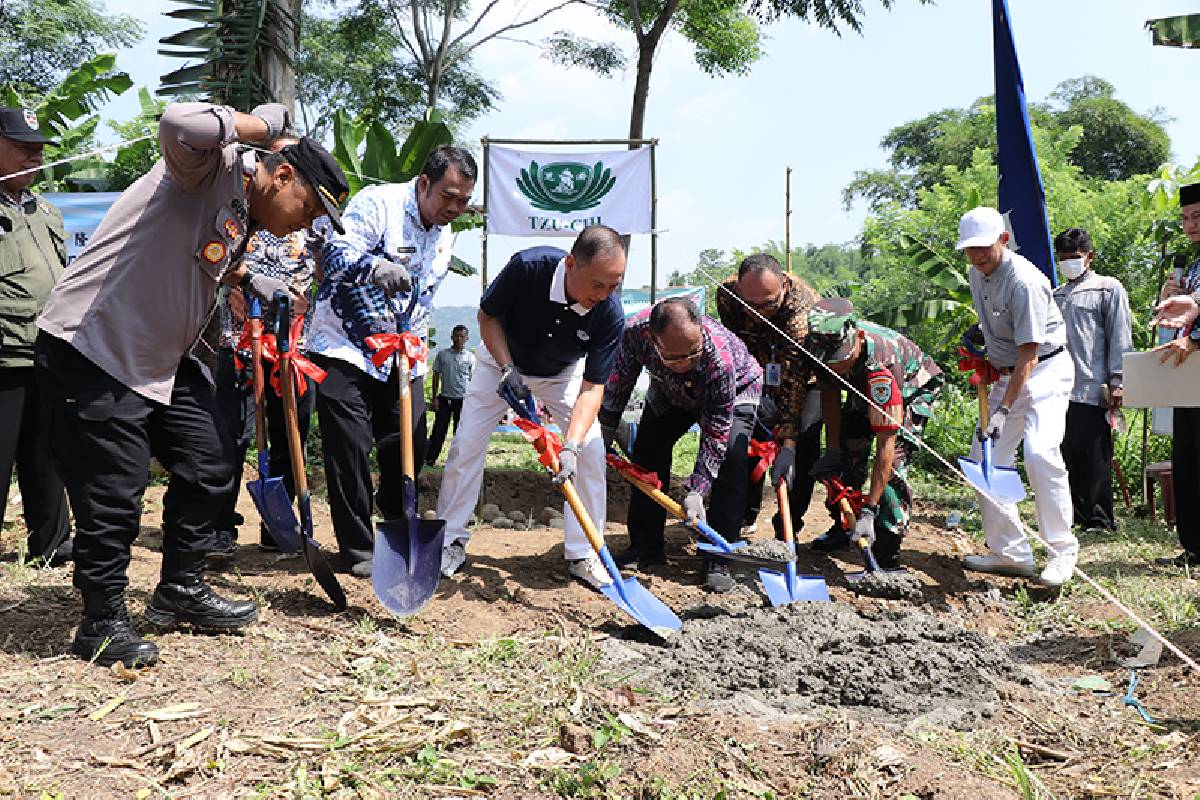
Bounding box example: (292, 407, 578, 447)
(517, 161, 615, 213)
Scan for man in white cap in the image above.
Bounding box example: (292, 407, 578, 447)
(956, 206, 1078, 587)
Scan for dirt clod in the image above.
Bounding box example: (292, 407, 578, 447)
(558, 723, 592, 754)
(741, 539, 796, 562)
(621, 604, 1041, 726)
(848, 570, 924, 601)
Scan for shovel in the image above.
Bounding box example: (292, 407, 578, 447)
(243, 293, 300, 552)
(958, 382, 1026, 504)
(501, 387, 681, 639)
(604, 450, 793, 572)
(828, 488, 908, 584)
(275, 291, 347, 611)
(758, 481, 831, 603)
(371, 332, 446, 617)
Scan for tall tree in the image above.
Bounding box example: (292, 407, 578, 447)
(552, 0, 928, 141)
(0, 0, 142, 99)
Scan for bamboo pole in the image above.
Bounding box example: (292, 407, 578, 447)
(650, 139, 658, 304)
(785, 167, 792, 274)
(480, 136, 490, 292)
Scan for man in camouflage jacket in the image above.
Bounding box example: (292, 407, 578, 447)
(806, 298, 942, 567)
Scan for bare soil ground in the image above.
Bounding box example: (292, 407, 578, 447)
(1, 471, 1197, 799)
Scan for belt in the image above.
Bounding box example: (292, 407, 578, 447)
(997, 347, 1063, 375)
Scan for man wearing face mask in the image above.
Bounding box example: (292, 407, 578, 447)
(1052, 228, 1132, 534)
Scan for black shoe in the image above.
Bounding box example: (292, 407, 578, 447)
(72, 593, 159, 668)
(145, 560, 257, 629)
(614, 547, 665, 571)
(205, 530, 238, 562)
(350, 559, 372, 578)
(1155, 551, 1200, 567)
(811, 527, 852, 552)
(704, 561, 735, 594)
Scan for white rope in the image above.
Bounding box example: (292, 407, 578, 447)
(0, 135, 155, 185)
(694, 263, 1200, 676)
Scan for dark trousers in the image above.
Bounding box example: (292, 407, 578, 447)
(743, 421, 824, 538)
(626, 402, 757, 557)
(35, 333, 234, 594)
(0, 366, 71, 559)
(425, 395, 463, 465)
(1172, 406, 1200, 557)
(213, 347, 315, 539)
(312, 354, 425, 565)
(1062, 401, 1115, 531)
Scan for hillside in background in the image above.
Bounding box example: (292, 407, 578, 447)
(429, 306, 480, 350)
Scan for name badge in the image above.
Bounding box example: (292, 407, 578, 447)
(764, 362, 782, 386)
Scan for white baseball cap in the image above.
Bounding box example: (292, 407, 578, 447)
(956, 207, 1006, 250)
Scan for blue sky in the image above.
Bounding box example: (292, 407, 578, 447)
(100, 0, 1200, 307)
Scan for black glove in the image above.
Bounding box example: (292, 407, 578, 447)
(770, 444, 795, 488)
(497, 364, 530, 401)
(251, 103, 292, 140)
(810, 447, 843, 480)
(370, 257, 412, 295)
(602, 420, 633, 454)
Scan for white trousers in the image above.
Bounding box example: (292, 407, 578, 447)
(434, 347, 604, 560)
(968, 352, 1078, 562)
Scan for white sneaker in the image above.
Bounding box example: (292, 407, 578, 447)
(963, 553, 1035, 578)
(440, 541, 466, 577)
(1039, 554, 1076, 587)
(567, 553, 613, 591)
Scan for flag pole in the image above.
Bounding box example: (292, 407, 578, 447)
(785, 167, 793, 274)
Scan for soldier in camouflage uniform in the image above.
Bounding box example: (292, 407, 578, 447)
(806, 298, 942, 567)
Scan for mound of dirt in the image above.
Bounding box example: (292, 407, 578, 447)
(847, 570, 924, 601)
(612, 604, 1043, 727)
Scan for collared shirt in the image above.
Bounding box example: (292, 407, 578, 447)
(1, 189, 65, 369)
(716, 272, 819, 441)
(432, 346, 475, 399)
(479, 246, 624, 384)
(600, 311, 762, 496)
(1053, 270, 1133, 406)
(308, 179, 453, 381)
(38, 102, 251, 403)
(968, 249, 1066, 369)
(219, 228, 318, 348)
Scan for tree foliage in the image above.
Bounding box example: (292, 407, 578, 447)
(845, 75, 1171, 211)
(106, 88, 168, 191)
(0, 0, 142, 99)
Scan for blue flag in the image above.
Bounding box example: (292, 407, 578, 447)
(994, 0, 1056, 286)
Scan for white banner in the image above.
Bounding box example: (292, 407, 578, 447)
(486, 146, 652, 236)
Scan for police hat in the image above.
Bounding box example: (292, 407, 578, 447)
(0, 107, 56, 145)
(279, 137, 350, 234)
(805, 298, 859, 363)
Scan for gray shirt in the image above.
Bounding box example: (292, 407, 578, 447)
(38, 102, 250, 403)
(1053, 270, 1133, 406)
(968, 249, 1066, 369)
(432, 346, 474, 400)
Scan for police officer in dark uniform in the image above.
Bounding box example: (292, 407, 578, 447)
(0, 107, 71, 565)
(35, 101, 349, 668)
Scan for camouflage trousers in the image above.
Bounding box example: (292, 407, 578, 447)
(838, 411, 926, 562)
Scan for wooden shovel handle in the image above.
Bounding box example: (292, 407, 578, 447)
(529, 436, 607, 556)
(398, 353, 414, 480)
(976, 381, 990, 430)
(249, 316, 267, 454)
(776, 481, 795, 546)
(280, 348, 308, 498)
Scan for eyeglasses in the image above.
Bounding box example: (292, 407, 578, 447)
(652, 338, 704, 365)
(742, 290, 784, 312)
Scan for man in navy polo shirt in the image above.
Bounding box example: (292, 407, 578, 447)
(435, 225, 626, 589)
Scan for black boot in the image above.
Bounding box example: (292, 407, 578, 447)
(145, 553, 257, 629)
(810, 523, 851, 552)
(72, 592, 159, 668)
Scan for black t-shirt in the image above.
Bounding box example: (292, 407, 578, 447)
(480, 246, 624, 384)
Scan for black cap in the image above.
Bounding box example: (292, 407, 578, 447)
(1181, 183, 1200, 208)
(0, 107, 55, 145)
(279, 136, 350, 234)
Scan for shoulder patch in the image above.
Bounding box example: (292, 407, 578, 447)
(202, 241, 227, 264)
(867, 369, 896, 405)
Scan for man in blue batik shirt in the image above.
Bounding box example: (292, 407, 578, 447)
(309, 146, 477, 578)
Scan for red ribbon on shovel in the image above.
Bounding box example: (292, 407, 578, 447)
(605, 453, 662, 490)
(513, 417, 563, 471)
(956, 346, 1000, 386)
(269, 315, 327, 397)
(747, 438, 778, 483)
(365, 331, 428, 368)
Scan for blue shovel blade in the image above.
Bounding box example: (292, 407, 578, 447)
(372, 516, 447, 617)
(759, 562, 831, 605)
(247, 477, 300, 553)
(600, 576, 681, 638)
(958, 437, 1026, 504)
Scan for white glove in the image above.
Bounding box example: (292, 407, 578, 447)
(855, 506, 876, 547)
(682, 491, 705, 524)
(369, 257, 412, 295)
(251, 103, 292, 140)
(981, 405, 1010, 442)
(553, 442, 578, 486)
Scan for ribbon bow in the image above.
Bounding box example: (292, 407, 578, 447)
(606, 453, 663, 490)
(513, 417, 563, 471)
(823, 477, 866, 531)
(747, 438, 778, 483)
(956, 346, 1000, 386)
(365, 331, 428, 368)
(269, 315, 327, 397)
